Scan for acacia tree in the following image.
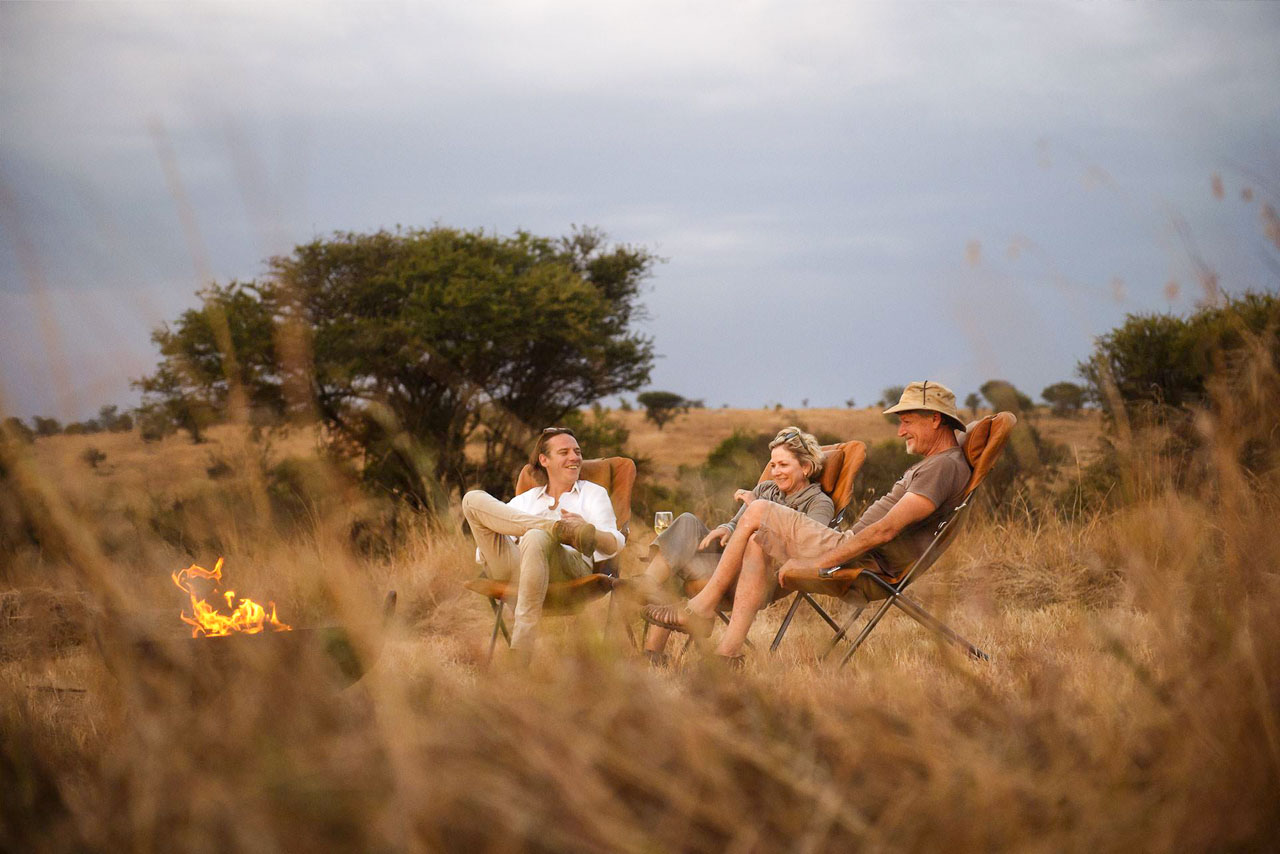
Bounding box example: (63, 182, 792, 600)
(963, 392, 982, 417)
(636, 391, 690, 430)
(137, 226, 655, 508)
(1041, 382, 1086, 417)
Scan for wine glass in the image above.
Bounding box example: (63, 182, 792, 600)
(653, 511, 673, 536)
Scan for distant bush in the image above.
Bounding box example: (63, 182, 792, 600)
(2, 417, 34, 444)
(205, 456, 234, 479)
(1073, 291, 1280, 493)
(137, 407, 177, 443)
(1079, 291, 1280, 428)
(1042, 382, 1086, 417)
(877, 386, 904, 408)
(980, 379, 1034, 414)
(853, 440, 918, 514)
(63, 421, 101, 436)
(81, 447, 106, 469)
(32, 417, 61, 437)
(97, 405, 134, 433)
(964, 392, 982, 417)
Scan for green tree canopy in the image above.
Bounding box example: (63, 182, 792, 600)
(980, 379, 1033, 413)
(1, 417, 33, 444)
(134, 280, 284, 442)
(1077, 292, 1280, 426)
(136, 226, 656, 507)
(877, 386, 905, 408)
(1041, 382, 1086, 417)
(636, 391, 690, 430)
(32, 417, 61, 437)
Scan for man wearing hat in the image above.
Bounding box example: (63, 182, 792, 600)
(642, 381, 971, 661)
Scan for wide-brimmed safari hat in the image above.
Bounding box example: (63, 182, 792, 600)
(882, 381, 965, 431)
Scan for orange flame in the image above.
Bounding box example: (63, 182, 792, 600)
(171, 557, 292, 637)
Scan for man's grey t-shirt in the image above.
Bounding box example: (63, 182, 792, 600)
(849, 446, 970, 575)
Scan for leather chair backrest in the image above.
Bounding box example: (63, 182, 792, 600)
(755, 440, 867, 520)
(956, 412, 1018, 499)
(515, 457, 636, 531)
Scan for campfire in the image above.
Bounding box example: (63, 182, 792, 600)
(171, 557, 292, 637)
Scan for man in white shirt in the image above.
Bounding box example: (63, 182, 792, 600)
(461, 427, 623, 653)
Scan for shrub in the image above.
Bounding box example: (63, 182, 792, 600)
(964, 392, 982, 417)
(1, 418, 34, 444)
(853, 440, 918, 513)
(980, 379, 1033, 414)
(1079, 291, 1280, 428)
(137, 407, 177, 443)
(1042, 381, 1086, 417)
(32, 417, 61, 437)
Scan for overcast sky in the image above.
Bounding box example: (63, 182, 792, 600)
(2, 1, 1278, 421)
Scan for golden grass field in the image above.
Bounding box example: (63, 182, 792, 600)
(2, 402, 1277, 851)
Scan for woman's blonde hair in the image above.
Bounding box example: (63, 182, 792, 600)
(768, 426, 825, 479)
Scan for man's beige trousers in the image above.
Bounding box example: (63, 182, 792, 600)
(461, 490, 591, 649)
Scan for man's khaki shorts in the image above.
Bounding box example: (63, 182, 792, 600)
(752, 501, 850, 564)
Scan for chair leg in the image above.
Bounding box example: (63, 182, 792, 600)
(837, 597, 898, 668)
(769, 593, 805, 653)
(837, 593, 990, 667)
(486, 599, 506, 665)
(488, 597, 512, 645)
(890, 594, 990, 661)
(802, 591, 844, 634)
(818, 602, 867, 662)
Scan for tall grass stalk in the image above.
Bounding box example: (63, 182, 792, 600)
(2, 391, 1279, 850)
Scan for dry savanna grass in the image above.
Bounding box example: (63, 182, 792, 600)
(2, 404, 1277, 852)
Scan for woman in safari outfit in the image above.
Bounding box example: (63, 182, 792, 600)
(637, 426, 833, 664)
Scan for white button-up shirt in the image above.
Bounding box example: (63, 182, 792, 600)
(502, 478, 623, 564)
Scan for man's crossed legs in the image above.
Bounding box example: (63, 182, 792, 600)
(462, 491, 593, 651)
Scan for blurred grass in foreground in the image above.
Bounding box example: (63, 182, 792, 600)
(2, 384, 1278, 851)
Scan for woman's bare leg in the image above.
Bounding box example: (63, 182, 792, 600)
(686, 502, 769, 616)
(714, 537, 771, 656)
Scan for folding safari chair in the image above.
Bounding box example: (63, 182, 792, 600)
(652, 440, 867, 652)
(463, 456, 636, 663)
(772, 413, 1017, 666)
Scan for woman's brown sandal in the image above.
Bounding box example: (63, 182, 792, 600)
(641, 602, 712, 638)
